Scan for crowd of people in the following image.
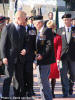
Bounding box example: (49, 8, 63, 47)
(0, 10, 75, 100)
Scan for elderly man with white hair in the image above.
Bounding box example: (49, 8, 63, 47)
(34, 15, 55, 100)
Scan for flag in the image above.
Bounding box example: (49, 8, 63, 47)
(55, 6, 59, 32)
(15, 0, 18, 14)
(40, 7, 42, 16)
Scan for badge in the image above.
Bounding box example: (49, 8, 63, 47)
(39, 35, 46, 45)
(29, 30, 36, 35)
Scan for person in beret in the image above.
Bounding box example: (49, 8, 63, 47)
(0, 16, 6, 32)
(0, 16, 6, 23)
(22, 16, 37, 97)
(62, 13, 71, 19)
(33, 15, 55, 100)
(57, 13, 75, 97)
(28, 16, 34, 27)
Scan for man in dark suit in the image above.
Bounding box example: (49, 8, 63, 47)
(34, 15, 55, 100)
(0, 11, 27, 99)
(57, 13, 74, 97)
(68, 26, 75, 94)
(68, 27, 75, 80)
(22, 17, 36, 97)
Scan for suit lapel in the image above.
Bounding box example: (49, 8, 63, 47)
(11, 23, 19, 43)
(61, 27, 67, 43)
(62, 27, 72, 44)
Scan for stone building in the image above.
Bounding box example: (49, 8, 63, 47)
(0, 0, 66, 18)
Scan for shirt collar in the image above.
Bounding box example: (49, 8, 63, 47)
(13, 22, 19, 30)
(29, 24, 34, 28)
(65, 26, 71, 32)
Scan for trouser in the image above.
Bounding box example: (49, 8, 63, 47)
(2, 61, 24, 98)
(37, 65, 52, 100)
(2, 62, 14, 98)
(60, 55, 75, 96)
(13, 62, 25, 97)
(23, 61, 33, 92)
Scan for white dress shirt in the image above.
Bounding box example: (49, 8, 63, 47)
(65, 27, 71, 43)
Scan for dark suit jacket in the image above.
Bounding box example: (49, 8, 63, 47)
(0, 23, 27, 64)
(25, 25, 36, 62)
(68, 34, 75, 61)
(57, 27, 72, 60)
(36, 27, 55, 65)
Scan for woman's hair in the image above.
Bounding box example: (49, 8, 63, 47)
(46, 20, 56, 28)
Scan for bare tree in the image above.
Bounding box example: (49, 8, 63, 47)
(3, 0, 5, 16)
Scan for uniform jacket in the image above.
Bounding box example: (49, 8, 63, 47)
(36, 27, 55, 65)
(68, 32, 75, 61)
(57, 27, 72, 60)
(25, 25, 37, 62)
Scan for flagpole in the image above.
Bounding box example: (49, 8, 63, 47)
(15, 0, 18, 14)
(55, 1, 59, 32)
(8, 0, 15, 21)
(3, 0, 5, 16)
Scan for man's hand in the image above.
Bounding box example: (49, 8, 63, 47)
(20, 49, 26, 56)
(33, 63, 37, 70)
(36, 54, 43, 61)
(57, 60, 60, 66)
(57, 60, 60, 70)
(3, 58, 8, 65)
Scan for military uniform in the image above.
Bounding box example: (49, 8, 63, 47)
(23, 25, 36, 96)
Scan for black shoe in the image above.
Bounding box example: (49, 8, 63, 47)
(69, 89, 73, 95)
(53, 94, 55, 98)
(32, 91, 36, 96)
(52, 93, 55, 98)
(27, 92, 32, 97)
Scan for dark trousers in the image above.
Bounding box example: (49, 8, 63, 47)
(23, 61, 33, 92)
(13, 62, 25, 97)
(2, 61, 25, 98)
(2, 62, 14, 98)
(60, 55, 75, 96)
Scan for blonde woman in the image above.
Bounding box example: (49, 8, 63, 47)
(47, 20, 62, 98)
